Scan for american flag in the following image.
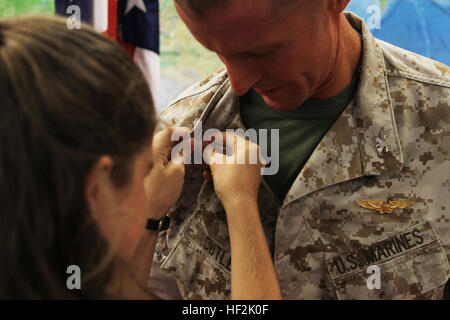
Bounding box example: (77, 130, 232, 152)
(55, 0, 160, 106)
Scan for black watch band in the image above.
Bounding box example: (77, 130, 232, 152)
(146, 216, 171, 231)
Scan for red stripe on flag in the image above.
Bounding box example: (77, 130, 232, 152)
(104, 0, 118, 41)
(104, 0, 136, 60)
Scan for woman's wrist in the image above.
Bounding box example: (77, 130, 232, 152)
(222, 196, 259, 223)
(148, 205, 170, 220)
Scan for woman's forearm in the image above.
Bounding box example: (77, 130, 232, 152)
(108, 230, 159, 299)
(130, 230, 159, 285)
(224, 198, 282, 300)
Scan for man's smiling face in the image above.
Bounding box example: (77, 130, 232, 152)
(175, 0, 337, 111)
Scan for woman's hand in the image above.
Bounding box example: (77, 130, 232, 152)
(204, 132, 264, 210)
(203, 132, 281, 300)
(144, 127, 190, 219)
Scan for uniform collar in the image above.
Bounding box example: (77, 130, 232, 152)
(280, 13, 405, 207)
(348, 12, 404, 176)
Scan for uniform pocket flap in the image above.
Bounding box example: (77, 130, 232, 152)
(160, 235, 231, 300)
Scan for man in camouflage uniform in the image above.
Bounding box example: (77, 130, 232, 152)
(152, 0, 450, 299)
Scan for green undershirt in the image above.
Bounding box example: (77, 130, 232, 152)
(239, 75, 359, 201)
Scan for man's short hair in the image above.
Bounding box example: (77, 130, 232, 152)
(175, 0, 295, 19)
(174, 0, 231, 18)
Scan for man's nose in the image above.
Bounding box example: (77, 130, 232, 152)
(219, 55, 261, 96)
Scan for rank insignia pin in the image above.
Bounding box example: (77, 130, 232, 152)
(375, 135, 389, 155)
(356, 200, 416, 214)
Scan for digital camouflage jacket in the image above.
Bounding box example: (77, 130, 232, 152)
(154, 13, 450, 299)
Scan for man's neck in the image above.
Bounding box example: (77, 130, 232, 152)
(311, 14, 362, 99)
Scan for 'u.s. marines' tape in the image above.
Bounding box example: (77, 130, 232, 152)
(326, 221, 439, 280)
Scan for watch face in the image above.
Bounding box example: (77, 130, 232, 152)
(146, 218, 160, 230)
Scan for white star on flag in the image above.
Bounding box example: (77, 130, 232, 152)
(125, 0, 147, 15)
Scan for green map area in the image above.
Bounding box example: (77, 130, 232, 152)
(159, 1, 223, 108)
(0, 0, 54, 18)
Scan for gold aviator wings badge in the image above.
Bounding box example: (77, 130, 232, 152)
(356, 200, 416, 214)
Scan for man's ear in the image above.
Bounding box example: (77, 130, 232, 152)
(327, 0, 351, 14)
(84, 155, 114, 220)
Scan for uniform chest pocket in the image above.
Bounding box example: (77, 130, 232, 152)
(326, 221, 450, 299)
(159, 180, 235, 300)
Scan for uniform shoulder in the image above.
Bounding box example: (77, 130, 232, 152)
(379, 39, 450, 88)
(159, 68, 228, 129)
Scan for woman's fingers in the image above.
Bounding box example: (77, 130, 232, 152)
(203, 145, 228, 166)
(166, 156, 186, 177)
(153, 127, 191, 165)
(203, 131, 263, 166)
(153, 127, 190, 151)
